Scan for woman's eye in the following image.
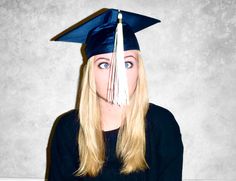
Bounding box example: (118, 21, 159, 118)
(98, 62, 110, 69)
(98, 61, 133, 69)
(125, 61, 133, 69)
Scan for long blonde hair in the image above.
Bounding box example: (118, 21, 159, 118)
(75, 50, 149, 177)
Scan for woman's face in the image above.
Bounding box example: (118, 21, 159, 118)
(93, 50, 139, 102)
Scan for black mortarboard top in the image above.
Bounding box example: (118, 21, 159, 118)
(50, 8, 161, 59)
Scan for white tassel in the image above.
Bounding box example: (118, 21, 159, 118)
(107, 10, 129, 106)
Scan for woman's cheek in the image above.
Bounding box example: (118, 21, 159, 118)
(95, 73, 109, 98)
(127, 69, 138, 96)
(129, 78, 138, 96)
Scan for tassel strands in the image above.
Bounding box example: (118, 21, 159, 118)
(107, 10, 129, 106)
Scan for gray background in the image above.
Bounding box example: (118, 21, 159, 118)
(0, 0, 235, 180)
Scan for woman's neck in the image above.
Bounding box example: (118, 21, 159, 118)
(98, 98, 126, 131)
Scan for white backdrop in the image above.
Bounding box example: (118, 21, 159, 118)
(0, 0, 235, 180)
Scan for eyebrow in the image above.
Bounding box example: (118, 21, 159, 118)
(125, 55, 137, 60)
(94, 55, 137, 63)
(94, 57, 110, 63)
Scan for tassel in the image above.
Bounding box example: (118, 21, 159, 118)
(107, 10, 129, 106)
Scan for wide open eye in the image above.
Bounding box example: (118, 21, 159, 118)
(98, 62, 110, 69)
(125, 61, 133, 69)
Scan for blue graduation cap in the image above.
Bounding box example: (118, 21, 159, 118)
(51, 8, 161, 106)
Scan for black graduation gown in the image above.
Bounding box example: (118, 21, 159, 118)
(47, 102, 184, 181)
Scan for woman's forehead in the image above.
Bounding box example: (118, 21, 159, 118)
(94, 50, 138, 59)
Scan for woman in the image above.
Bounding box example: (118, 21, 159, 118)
(48, 8, 184, 181)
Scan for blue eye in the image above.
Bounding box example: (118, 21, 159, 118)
(98, 61, 133, 69)
(98, 62, 110, 69)
(125, 61, 133, 69)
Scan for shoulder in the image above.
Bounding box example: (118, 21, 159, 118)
(52, 109, 79, 140)
(55, 109, 79, 127)
(146, 102, 183, 150)
(49, 109, 79, 163)
(147, 102, 181, 132)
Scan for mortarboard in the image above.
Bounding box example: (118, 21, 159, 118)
(51, 8, 160, 106)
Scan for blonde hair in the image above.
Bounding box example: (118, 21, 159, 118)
(75, 50, 149, 177)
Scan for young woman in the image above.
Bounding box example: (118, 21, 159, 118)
(48, 8, 184, 181)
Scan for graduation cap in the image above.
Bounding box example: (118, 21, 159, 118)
(51, 8, 161, 106)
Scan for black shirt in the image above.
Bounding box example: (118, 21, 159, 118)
(48, 102, 184, 180)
